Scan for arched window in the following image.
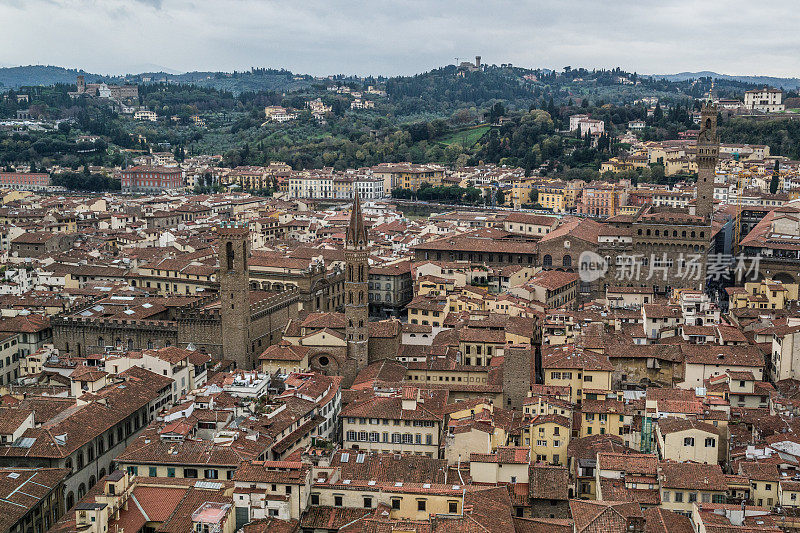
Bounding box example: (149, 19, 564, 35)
(543, 255, 552, 268)
(66, 492, 75, 510)
(359, 291, 364, 303)
(359, 265, 364, 282)
(562, 255, 572, 268)
(97, 337, 104, 347)
(225, 241, 234, 271)
(127, 339, 134, 351)
(349, 292, 353, 304)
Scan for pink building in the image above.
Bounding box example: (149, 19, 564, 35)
(121, 165, 183, 193)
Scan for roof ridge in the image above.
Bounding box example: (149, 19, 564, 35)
(130, 492, 150, 522)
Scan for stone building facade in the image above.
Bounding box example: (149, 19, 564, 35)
(219, 223, 253, 368)
(52, 226, 299, 366)
(249, 259, 344, 313)
(503, 345, 533, 411)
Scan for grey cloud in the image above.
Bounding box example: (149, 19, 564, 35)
(0, 0, 799, 77)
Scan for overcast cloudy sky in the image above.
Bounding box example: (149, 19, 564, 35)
(1, 0, 799, 77)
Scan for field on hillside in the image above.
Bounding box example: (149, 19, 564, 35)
(438, 124, 491, 147)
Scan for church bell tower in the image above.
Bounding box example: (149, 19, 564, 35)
(344, 192, 370, 374)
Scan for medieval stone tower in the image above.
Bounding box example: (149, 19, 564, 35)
(696, 102, 719, 222)
(344, 192, 370, 383)
(218, 222, 252, 369)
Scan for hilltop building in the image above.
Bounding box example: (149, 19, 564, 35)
(69, 75, 138, 102)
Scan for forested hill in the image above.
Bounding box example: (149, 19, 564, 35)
(0, 65, 103, 89)
(0, 66, 314, 94)
(654, 71, 800, 90)
(6, 63, 800, 95)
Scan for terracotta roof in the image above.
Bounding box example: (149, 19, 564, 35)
(513, 517, 574, 533)
(0, 314, 50, 333)
(659, 462, 726, 491)
(259, 341, 310, 361)
(0, 467, 70, 533)
(738, 461, 779, 482)
(542, 345, 613, 371)
(643, 507, 694, 533)
(331, 449, 448, 484)
(528, 270, 579, 291)
(130, 485, 188, 522)
(682, 345, 763, 368)
(657, 417, 721, 436)
(471, 446, 530, 464)
(0, 369, 173, 459)
(597, 452, 657, 475)
(340, 391, 445, 421)
(0, 407, 33, 435)
(300, 506, 371, 530)
(540, 217, 605, 245)
(570, 499, 644, 533)
(232, 461, 310, 484)
(529, 464, 569, 500)
(240, 518, 299, 533)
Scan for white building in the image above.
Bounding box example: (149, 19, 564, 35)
(677, 290, 720, 327)
(744, 88, 784, 113)
(134, 110, 157, 122)
(353, 177, 385, 200)
(569, 114, 605, 134)
(264, 106, 298, 123)
(628, 120, 646, 131)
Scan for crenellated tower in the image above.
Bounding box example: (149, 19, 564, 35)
(696, 102, 719, 223)
(218, 222, 252, 369)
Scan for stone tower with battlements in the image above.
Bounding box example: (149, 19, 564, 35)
(343, 192, 370, 384)
(218, 222, 252, 369)
(696, 102, 719, 222)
